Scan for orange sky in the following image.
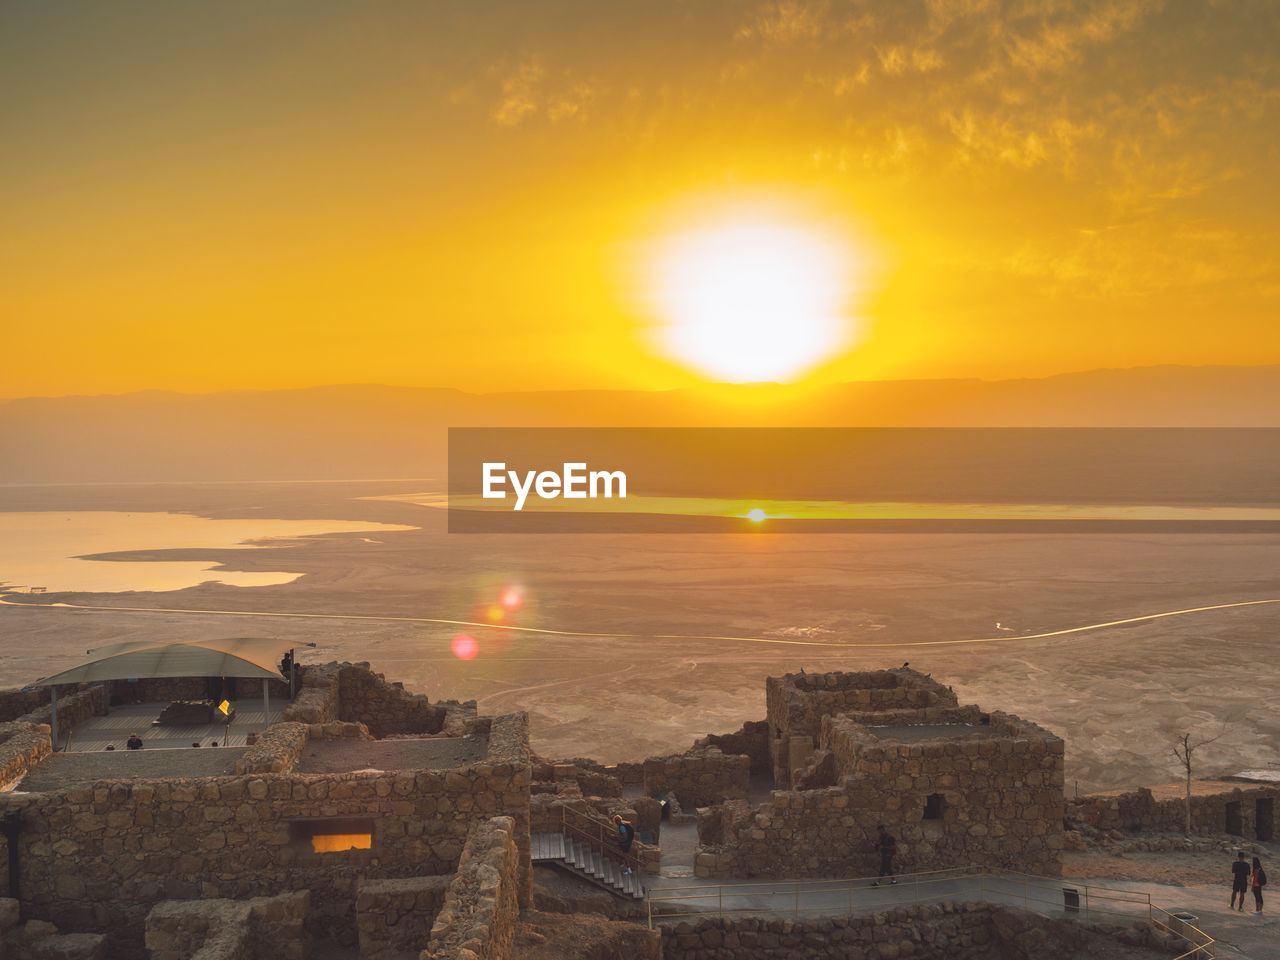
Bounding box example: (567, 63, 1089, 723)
(1, 1, 1278, 398)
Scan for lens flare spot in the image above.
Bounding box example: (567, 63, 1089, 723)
(486, 605, 505, 623)
(451, 634, 479, 660)
(500, 586, 524, 610)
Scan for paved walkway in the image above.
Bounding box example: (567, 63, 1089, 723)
(645, 870, 1254, 957)
(1070, 878, 1276, 959)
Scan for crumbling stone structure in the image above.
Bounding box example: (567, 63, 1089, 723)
(696, 720, 772, 779)
(424, 816, 521, 960)
(144, 890, 309, 960)
(658, 902, 1182, 960)
(0, 663, 531, 958)
(1070, 779, 1279, 841)
(0, 685, 110, 794)
(768, 669, 958, 788)
(357, 876, 452, 960)
(642, 746, 750, 810)
(0, 722, 52, 793)
(336, 664, 475, 738)
(695, 670, 1065, 879)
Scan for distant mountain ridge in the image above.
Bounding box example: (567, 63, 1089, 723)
(2, 365, 1278, 483)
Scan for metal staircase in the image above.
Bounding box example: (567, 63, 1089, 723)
(531, 807, 646, 900)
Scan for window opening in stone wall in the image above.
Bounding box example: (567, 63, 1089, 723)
(923, 793, 946, 820)
(291, 818, 374, 853)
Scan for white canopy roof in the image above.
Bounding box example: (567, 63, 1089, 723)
(30, 637, 309, 687)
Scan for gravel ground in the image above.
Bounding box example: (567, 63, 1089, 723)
(297, 736, 486, 773)
(17, 747, 246, 791)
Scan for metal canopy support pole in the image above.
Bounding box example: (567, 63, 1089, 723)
(49, 687, 59, 752)
(263, 679, 270, 732)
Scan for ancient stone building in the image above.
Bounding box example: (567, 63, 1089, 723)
(0, 662, 533, 959)
(695, 669, 1066, 879)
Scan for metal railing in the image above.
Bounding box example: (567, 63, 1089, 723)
(560, 804, 644, 875)
(645, 867, 1215, 958)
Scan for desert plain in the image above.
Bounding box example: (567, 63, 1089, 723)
(0, 479, 1277, 795)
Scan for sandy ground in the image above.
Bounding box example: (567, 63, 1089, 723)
(297, 737, 486, 773)
(18, 746, 246, 791)
(1, 481, 1278, 794)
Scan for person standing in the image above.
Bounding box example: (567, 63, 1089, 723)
(613, 814, 635, 854)
(1232, 851, 1251, 911)
(1252, 856, 1267, 915)
(613, 814, 636, 876)
(871, 825, 898, 886)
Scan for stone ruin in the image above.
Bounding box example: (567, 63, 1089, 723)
(692, 669, 1066, 879)
(0, 661, 1244, 960)
(0, 662, 532, 959)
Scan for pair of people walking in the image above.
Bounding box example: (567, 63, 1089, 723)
(1230, 851, 1266, 914)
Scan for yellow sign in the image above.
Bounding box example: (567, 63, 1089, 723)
(217, 699, 232, 717)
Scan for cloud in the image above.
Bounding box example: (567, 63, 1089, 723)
(491, 60, 544, 127)
(736, 0, 832, 43)
(490, 59, 597, 128)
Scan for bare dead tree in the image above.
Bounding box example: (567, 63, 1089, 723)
(1172, 730, 1223, 836)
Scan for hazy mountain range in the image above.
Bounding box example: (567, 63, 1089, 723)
(2, 365, 1278, 483)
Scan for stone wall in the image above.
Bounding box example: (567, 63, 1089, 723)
(0, 689, 52, 724)
(697, 721, 772, 779)
(660, 904, 1001, 960)
(766, 670, 958, 788)
(234, 722, 308, 775)
(21, 685, 109, 736)
(425, 817, 520, 960)
(336, 663, 475, 738)
(531, 757, 622, 798)
(144, 890, 309, 960)
(280, 665, 340, 726)
(643, 748, 751, 809)
(356, 876, 452, 960)
(1, 896, 108, 960)
(107, 677, 290, 706)
(657, 903, 1180, 960)
(696, 709, 1064, 880)
(1070, 781, 1280, 839)
(0, 722, 52, 793)
(0, 712, 532, 957)
(0, 686, 108, 749)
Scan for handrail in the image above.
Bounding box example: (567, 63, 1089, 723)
(645, 867, 1216, 958)
(560, 804, 643, 875)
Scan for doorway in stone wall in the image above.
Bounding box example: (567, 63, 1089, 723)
(1257, 798, 1275, 842)
(1225, 800, 1243, 837)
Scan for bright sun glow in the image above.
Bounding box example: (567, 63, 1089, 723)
(650, 216, 859, 382)
(746, 508, 767, 522)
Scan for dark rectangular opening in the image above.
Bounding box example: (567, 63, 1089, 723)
(923, 793, 946, 820)
(290, 818, 374, 854)
(1225, 801, 1243, 837)
(1257, 799, 1274, 842)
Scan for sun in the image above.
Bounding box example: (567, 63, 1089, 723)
(648, 213, 860, 383)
